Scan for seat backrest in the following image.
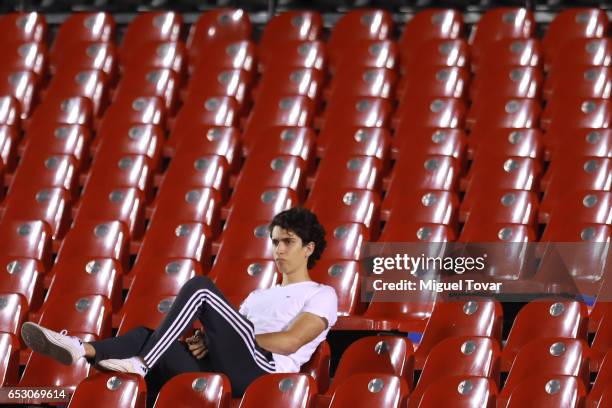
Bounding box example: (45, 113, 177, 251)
(329, 373, 408, 408)
(417, 375, 497, 408)
(504, 375, 586, 408)
(154, 372, 231, 408)
(67, 373, 146, 408)
(238, 373, 316, 408)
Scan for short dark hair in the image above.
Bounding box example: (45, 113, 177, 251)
(268, 207, 327, 269)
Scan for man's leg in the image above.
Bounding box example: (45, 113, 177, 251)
(88, 326, 152, 365)
(136, 276, 275, 395)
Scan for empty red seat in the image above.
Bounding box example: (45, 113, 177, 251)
(399, 66, 468, 101)
(394, 97, 466, 130)
(328, 373, 408, 408)
(136, 220, 211, 265)
(504, 375, 585, 408)
(301, 340, 331, 394)
(45, 68, 109, 117)
(168, 126, 239, 170)
(2, 185, 70, 240)
(215, 219, 273, 263)
(543, 8, 609, 67)
(0, 95, 21, 128)
(84, 151, 153, 201)
(318, 126, 391, 169)
(115, 67, 180, 114)
(548, 38, 611, 73)
(0, 257, 43, 310)
(187, 9, 251, 64)
(153, 372, 231, 408)
(588, 351, 612, 407)
(0, 293, 28, 336)
(400, 39, 469, 74)
(542, 191, 612, 225)
(244, 126, 315, 168)
(256, 67, 323, 108)
(258, 40, 327, 73)
(393, 128, 466, 166)
(0, 12, 46, 44)
(67, 373, 147, 408)
(233, 154, 307, 200)
(259, 11, 322, 53)
(460, 223, 535, 244)
(467, 98, 541, 130)
(461, 189, 539, 227)
(382, 190, 459, 232)
(51, 12, 115, 65)
(94, 122, 162, 169)
(591, 311, 612, 372)
(398, 9, 463, 62)
(239, 373, 316, 408)
(0, 333, 19, 385)
(190, 40, 256, 74)
(471, 66, 542, 101)
(499, 338, 589, 406)
(328, 67, 396, 102)
(209, 258, 278, 307)
(56, 220, 129, 273)
(28, 95, 92, 130)
(0, 41, 47, 79)
(122, 41, 186, 77)
(119, 12, 182, 63)
(117, 294, 178, 336)
(186, 66, 251, 110)
(47, 257, 122, 311)
(543, 98, 610, 131)
(546, 128, 612, 162)
(332, 40, 397, 73)
(320, 222, 367, 261)
(0, 125, 17, 171)
(416, 376, 497, 408)
(101, 95, 166, 127)
(329, 336, 414, 395)
(51, 41, 117, 80)
(463, 156, 541, 195)
(127, 258, 200, 302)
(311, 155, 383, 196)
(541, 221, 611, 243)
(474, 38, 542, 73)
(546, 66, 611, 100)
(415, 300, 503, 369)
(161, 153, 230, 202)
(501, 300, 588, 370)
(0, 69, 40, 119)
(308, 260, 360, 317)
(409, 336, 500, 408)
(225, 186, 296, 228)
(0, 220, 51, 269)
(379, 221, 455, 242)
(10, 151, 78, 198)
(470, 8, 535, 65)
(245, 94, 314, 136)
(22, 122, 90, 170)
(469, 128, 543, 161)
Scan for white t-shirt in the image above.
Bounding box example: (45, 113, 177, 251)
(239, 281, 338, 373)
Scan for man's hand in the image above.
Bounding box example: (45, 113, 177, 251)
(186, 331, 208, 359)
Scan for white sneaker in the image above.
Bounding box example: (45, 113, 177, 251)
(21, 322, 85, 365)
(97, 357, 149, 377)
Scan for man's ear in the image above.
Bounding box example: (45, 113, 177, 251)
(305, 241, 315, 256)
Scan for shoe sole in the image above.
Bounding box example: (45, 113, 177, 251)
(97, 360, 129, 373)
(21, 322, 75, 366)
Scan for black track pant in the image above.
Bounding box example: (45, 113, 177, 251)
(90, 276, 276, 406)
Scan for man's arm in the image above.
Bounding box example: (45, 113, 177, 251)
(255, 312, 327, 355)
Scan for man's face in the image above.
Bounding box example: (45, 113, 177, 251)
(270, 226, 312, 274)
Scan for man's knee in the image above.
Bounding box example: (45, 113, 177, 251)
(184, 275, 213, 291)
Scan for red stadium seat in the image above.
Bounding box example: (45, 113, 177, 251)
(244, 126, 315, 168)
(161, 153, 229, 202)
(258, 40, 327, 73)
(0, 42, 46, 78)
(547, 38, 611, 74)
(542, 98, 610, 131)
(392, 127, 466, 165)
(317, 127, 391, 171)
(328, 9, 393, 65)
(245, 94, 314, 136)
(51, 12, 115, 65)
(463, 156, 541, 195)
(46, 258, 122, 311)
(0, 12, 47, 44)
(0, 69, 40, 118)
(115, 67, 180, 114)
(259, 11, 322, 53)
(0, 333, 19, 385)
(101, 95, 166, 127)
(545, 66, 611, 100)
(328, 67, 396, 102)
(209, 258, 279, 307)
(153, 372, 231, 408)
(328, 373, 408, 408)
(19, 333, 96, 390)
(501, 300, 588, 371)
(382, 190, 459, 231)
(546, 128, 611, 163)
(35, 293, 112, 338)
(311, 155, 383, 195)
(398, 9, 463, 62)
(409, 336, 500, 408)
(10, 151, 78, 199)
(233, 154, 307, 200)
(541, 222, 611, 244)
(45, 68, 109, 117)
(416, 376, 497, 408)
(2, 185, 70, 240)
(460, 223, 536, 244)
(542, 191, 612, 225)
(0, 125, 17, 171)
(499, 338, 589, 406)
(0, 293, 28, 337)
(321, 222, 367, 261)
(127, 258, 200, 302)
(152, 185, 221, 237)
(22, 122, 90, 170)
(321, 96, 392, 133)
(466, 98, 541, 131)
(94, 122, 162, 170)
(503, 375, 586, 408)
(239, 373, 317, 408)
(168, 126, 239, 171)
(225, 186, 296, 228)
(117, 294, 178, 335)
(590, 307, 612, 372)
(119, 12, 182, 63)
(399, 66, 468, 101)
(28, 95, 92, 130)
(394, 97, 466, 130)
(136, 220, 210, 265)
(0, 257, 43, 310)
(470, 8, 535, 65)
(473, 38, 542, 73)
(308, 260, 360, 317)
(332, 40, 398, 73)
(301, 340, 330, 393)
(190, 40, 256, 74)
(84, 151, 153, 201)
(67, 373, 147, 408)
(215, 219, 273, 263)
(75, 186, 145, 239)
(0, 221, 51, 269)
(470, 66, 542, 101)
(51, 41, 117, 81)
(56, 220, 129, 273)
(186, 66, 251, 110)
(329, 336, 414, 394)
(469, 128, 543, 161)
(379, 221, 455, 242)
(460, 190, 539, 227)
(588, 351, 612, 407)
(400, 39, 469, 74)
(543, 8, 609, 67)
(415, 300, 503, 369)
(0, 95, 21, 128)
(122, 41, 186, 77)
